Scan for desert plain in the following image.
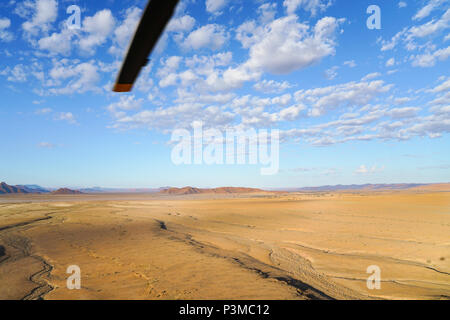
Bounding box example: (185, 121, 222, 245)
(0, 190, 449, 300)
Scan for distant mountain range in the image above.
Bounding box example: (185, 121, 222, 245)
(1, 182, 449, 195)
(51, 188, 83, 195)
(0, 182, 30, 194)
(160, 187, 266, 195)
(16, 184, 51, 193)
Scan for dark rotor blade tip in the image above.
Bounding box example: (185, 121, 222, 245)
(113, 83, 133, 92)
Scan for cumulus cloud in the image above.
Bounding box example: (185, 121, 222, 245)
(206, 0, 228, 14)
(54, 112, 77, 124)
(343, 60, 356, 68)
(294, 79, 392, 116)
(257, 3, 278, 24)
(48, 60, 101, 94)
(411, 46, 450, 67)
(109, 7, 142, 56)
(22, 0, 58, 36)
(325, 66, 339, 80)
(38, 29, 74, 55)
(380, 8, 450, 52)
(79, 10, 115, 55)
(386, 58, 395, 67)
(183, 24, 229, 50)
(107, 95, 143, 118)
(387, 107, 421, 119)
(413, 0, 445, 21)
(0, 18, 13, 42)
(2, 64, 28, 82)
(254, 80, 293, 93)
(110, 103, 235, 132)
(283, 0, 332, 16)
(38, 9, 115, 56)
(241, 15, 344, 75)
(167, 15, 196, 32)
(430, 77, 450, 92)
(157, 56, 183, 87)
(409, 9, 450, 39)
(362, 72, 382, 81)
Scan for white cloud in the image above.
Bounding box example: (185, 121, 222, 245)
(1, 62, 46, 83)
(243, 15, 344, 75)
(111, 103, 235, 132)
(398, 2, 407, 8)
(430, 78, 450, 92)
(48, 60, 101, 94)
(258, 3, 278, 24)
(79, 10, 115, 55)
(361, 72, 381, 81)
(54, 112, 77, 124)
(413, 0, 445, 21)
(387, 107, 420, 119)
(5, 64, 28, 82)
(343, 60, 356, 68)
(355, 165, 384, 175)
(109, 7, 142, 56)
(175, 90, 235, 104)
(185, 52, 232, 75)
(279, 104, 306, 121)
(232, 97, 305, 127)
(35, 108, 52, 114)
(380, 8, 450, 52)
(183, 24, 229, 50)
(411, 46, 450, 67)
(38, 9, 116, 56)
(404, 113, 450, 138)
(430, 91, 450, 105)
(206, 0, 228, 14)
(254, 80, 292, 93)
(167, 15, 196, 32)
(0, 18, 13, 42)
(408, 9, 450, 39)
(386, 58, 395, 67)
(38, 29, 74, 55)
(325, 66, 339, 80)
(153, 51, 251, 94)
(283, 0, 332, 16)
(394, 97, 412, 104)
(22, 0, 58, 36)
(107, 95, 143, 118)
(159, 73, 179, 88)
(294, 79, 392, 116)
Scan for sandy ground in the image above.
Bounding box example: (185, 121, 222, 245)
(0, 192, 449, 300)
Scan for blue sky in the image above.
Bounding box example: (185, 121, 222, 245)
(0, 0, 449, 189)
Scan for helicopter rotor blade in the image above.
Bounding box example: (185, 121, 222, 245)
(113, 0, 180, 92)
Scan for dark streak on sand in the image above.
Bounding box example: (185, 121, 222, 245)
(163, 227, 334, 300)
(231, 257, 334, 300)
(0, 216, 52, 232)
(156, 220, 168, 230)
(0, 245, 8, 264)
(0, 215, 55, 300)
(21, 255, 54, 300)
